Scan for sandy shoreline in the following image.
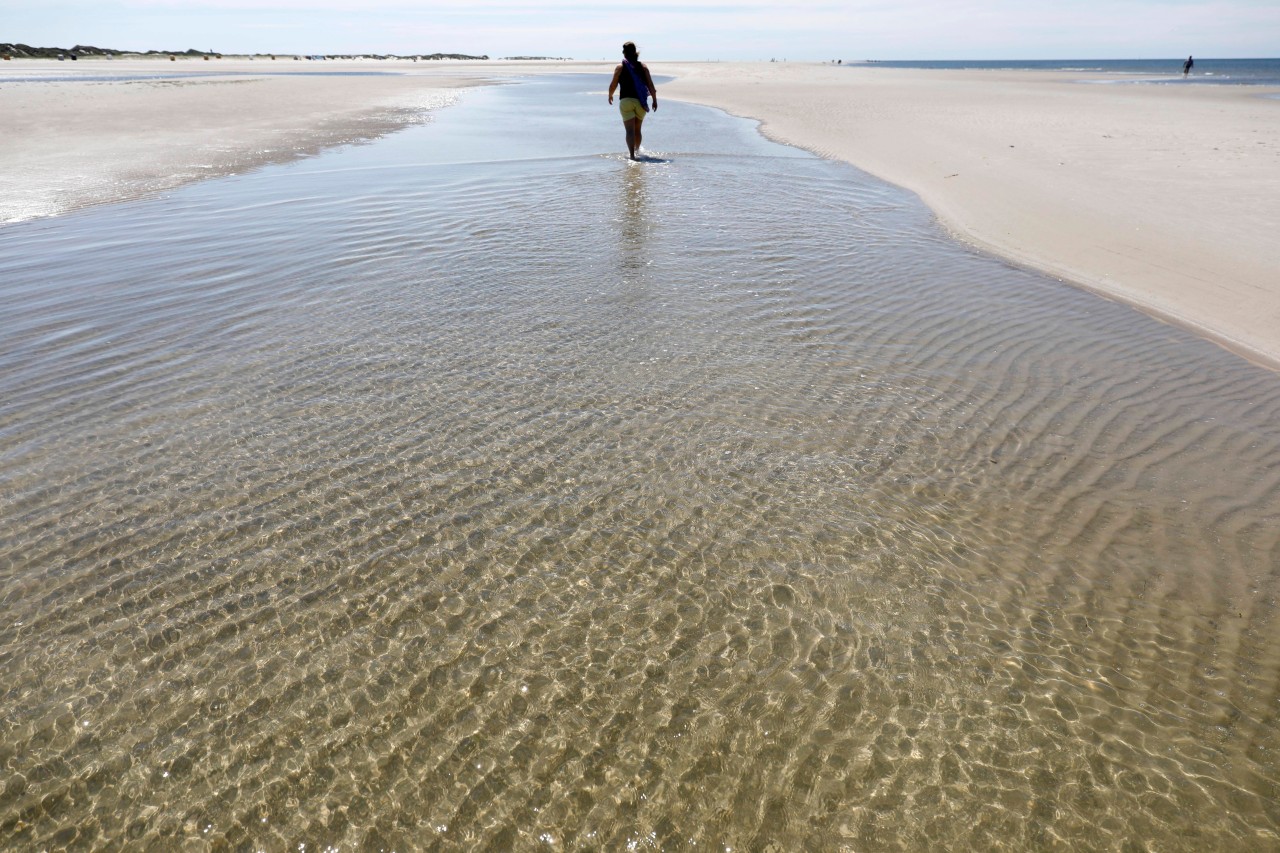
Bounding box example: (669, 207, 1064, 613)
(0, 58, 610, 223)
(661, 62, 1280, 369)
(5, 58, 1279, 368)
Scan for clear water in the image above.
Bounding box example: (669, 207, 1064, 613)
(853, 57, 1280, 85)
(2, 75, 1279, 850)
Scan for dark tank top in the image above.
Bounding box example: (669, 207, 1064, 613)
(619, 61, 648, 101)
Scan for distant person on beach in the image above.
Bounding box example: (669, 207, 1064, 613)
(1183, 55, 1194, 77)
(608, 41, 658, 160)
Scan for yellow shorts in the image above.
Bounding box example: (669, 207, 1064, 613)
(618, 98, 647, 121)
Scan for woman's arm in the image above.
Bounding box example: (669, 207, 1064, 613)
(608, 65, 623, 104)
(643, 66, 658, 110)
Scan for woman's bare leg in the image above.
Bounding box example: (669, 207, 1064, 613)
(625, 117, 643, 159)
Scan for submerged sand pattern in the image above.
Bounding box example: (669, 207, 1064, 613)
(2, 80, 1280, 850)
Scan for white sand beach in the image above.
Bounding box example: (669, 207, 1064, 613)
(5, 57, 1279, 367)
(0, 58, 607, 223)
(661, 62, 1280, 369)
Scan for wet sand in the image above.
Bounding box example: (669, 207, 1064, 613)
(660, 62, 1280, 369)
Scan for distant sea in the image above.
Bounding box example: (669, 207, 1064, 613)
(853, 57, 1280, 85)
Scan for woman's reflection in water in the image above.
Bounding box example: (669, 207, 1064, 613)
(619, 161, 652, 283)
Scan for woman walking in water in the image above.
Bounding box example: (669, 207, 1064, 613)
(608, 41, 658, 160)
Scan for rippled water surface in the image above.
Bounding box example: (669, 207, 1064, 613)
(3, 76, 1280, 850)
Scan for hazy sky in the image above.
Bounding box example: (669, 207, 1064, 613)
(4, 0, 1277, 60)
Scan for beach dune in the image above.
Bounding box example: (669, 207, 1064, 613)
(4, 58, 1278, 368)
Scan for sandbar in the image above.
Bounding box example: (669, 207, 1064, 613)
(0, 58, 608, 222)
(661, 62, 1280, 369)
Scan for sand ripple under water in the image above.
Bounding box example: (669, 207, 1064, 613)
(2, 77, 1279, 850)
